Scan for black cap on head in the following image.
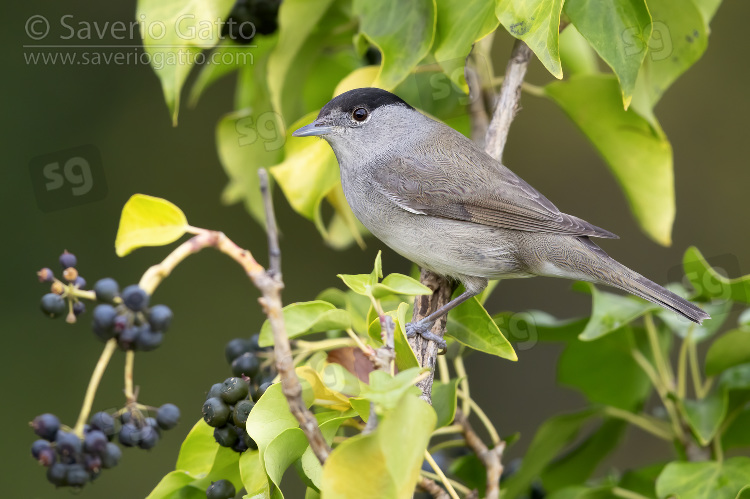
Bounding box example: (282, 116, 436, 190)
(319, 88, 414, 119)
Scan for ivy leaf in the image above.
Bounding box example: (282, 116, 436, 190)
(136, 0, 234, 124)
(558, 326, 651, 410)
(395, 302, 420, 371)
(147, 420, 242, 498)
(239, 451, 268, 498)
(246, 383, 300, 453)
(266, 0, 338, 119)
(432, 378, 461, 428)
(297, 366, 352, 412)
(361, 368, 424, 412)
(263, 428, 310, 496)
(321, 392, 436, 498)
(447, 296, 518, 361)
(564, 0, 651, 108)
(354, 0, 437, 89)
(299, 412, 353, 489)
(433, 0, 499, 91)
(706, 329, 750, 376)
(681, 389, 728, 445)
(630, 0, 709, 126)
(546, 74, 674, 246)
(494, 310, 587, 343)
(573, 282, 659, 341)
(683, 246, 750, 304)
(115, 194, 188, 256)
(496, 0, 565, 79)
(558, 25, 599, 77)
(371, 274, 433, 299)
(258, 301, 351, 347)
(656, 457, 750, 499)
(502, 410, 597, 499)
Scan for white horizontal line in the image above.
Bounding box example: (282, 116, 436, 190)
(22, 44, 257, 49)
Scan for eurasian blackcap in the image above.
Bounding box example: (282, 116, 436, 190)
(293, 88, 709, 346)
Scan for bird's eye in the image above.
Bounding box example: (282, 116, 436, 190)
(352, 107, 369, 122)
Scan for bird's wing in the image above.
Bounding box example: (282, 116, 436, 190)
(372, 147, 618, 239)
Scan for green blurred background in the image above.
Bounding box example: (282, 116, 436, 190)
(3, 1, 749, 497)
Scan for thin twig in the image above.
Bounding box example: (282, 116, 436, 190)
(484, 39, 534, 162)
(73, 339, 118, 436)
(456, 408, 505, 499)
(417, 476, 451, 499)
(424, 451, 461, 499)
(260, 169, 281, 278)
(124, 350, 135, 403)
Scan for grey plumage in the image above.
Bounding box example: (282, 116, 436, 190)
(293, 88, 709, 341)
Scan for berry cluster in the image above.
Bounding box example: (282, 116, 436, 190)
(30, 404, 180, 489)
(222, 0, 281, 44)
(201, 334, 275, 454)
(39, 251, 87, 322)
(92, 281, 173, 351)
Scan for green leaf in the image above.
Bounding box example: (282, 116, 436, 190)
(321, 393, 436, 498)
(682, 389, 728, 445)
(447, 296, 517, 361)
(147, 420, 243, 498)
(494, 310, 588, 343)
(246, 383, 300, 453)
(259, 301, 351, 347)
(542, 420, 627, 493)
(394, 302, 420, 371)
(371, 274, 433, 299)
(558, 25, 599, 77)
(266, 0, 339, 120)
(337, 274, 372, 297)
(739, 309, 750, 327)
(317, 288, 371, 335)
(564, 0, 651, 108)
(270, 113, 341, 237)
(354, 0, 437, 89)
(299, 413, 351, 489)
(546, 74, 674, 245)
(433, 0, 499, 91)
(496, 0, 564, 78)
(361, 368, 424, 412)
(683, 246, 750, 304)
(431, 378, 460, 428)
(694, 0, 723, 25)
(573, 282, 658, 340)
(546, 485, 616, 499)
(450, 454, 487, 497)
(630, 0, 709, 125)
(115, 194, 188, 256)
(656, 457, 750, 499)
(706, 329, 750, 376)
(239, 451, 268, 498)
(558, 326, 651, 409)
(502, 410, 597, 499)
(136, 0, 234, 124)
(722, 407, 750, 451)
(619, 462, 666, 499)
(263, 428, 309, 495)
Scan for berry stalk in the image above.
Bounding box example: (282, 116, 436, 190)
(73, 339, 118, 437)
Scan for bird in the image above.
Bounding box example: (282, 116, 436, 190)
(292, 87, 710, 347)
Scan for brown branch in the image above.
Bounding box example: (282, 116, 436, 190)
(137, 172, 332, 464)
(456, 408, 506, 499)
(418, 476, 451, 499)
(484, 39, 534, 162)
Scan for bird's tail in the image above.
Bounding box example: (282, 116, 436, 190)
(561, 238, 710, 324)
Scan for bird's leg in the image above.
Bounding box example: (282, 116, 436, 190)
(405, 290, 478, 348)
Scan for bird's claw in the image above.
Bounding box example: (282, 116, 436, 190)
(405, 320, 446, 349)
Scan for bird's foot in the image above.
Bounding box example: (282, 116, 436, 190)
(405, 320, 446, 349)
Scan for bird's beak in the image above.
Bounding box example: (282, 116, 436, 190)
(292, 121, 334, 137)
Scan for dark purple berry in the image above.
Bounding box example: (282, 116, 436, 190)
(122, 284, 149, 312)
(47, 462, 69, 486)
(206, 478, 236, 499)
(118, 326, 141, 350)
(41, 293, 67, 318)
(135, 326, 163, 351)
(90, 412, 116, 438)
(32, 439, 52, 459)
(66, 463, 89, 487)
(243, 431, 258, 450)
(139, 425, 160, 449)
(73, 276, 86, 288)
(37, 268, 54, 282)
(220, 377, 249, 404)
(38, 447, 57, 466)
(203, 398, 231, 427)
(231, 352, 260, 378)
(55, 430, 81, 458)
(156, 403, 180, 430)
(233, 400, 254, 429)
(213, 425, 239, 447)
(84, 453, 102, 473)
(84, 430, 108, 455)
(32, 413, 60, 441)
(101, 442, 122, 468)
(148, 304, 173, 332)
(118, 423, 141, 447)
(225, 338, 253, 364)
(93, 278, 119, 303)
(252, 381, 273, 402)
(73, 301, 86, 316)
(59, 250, 77, 269)
(207, 383, 223, 400)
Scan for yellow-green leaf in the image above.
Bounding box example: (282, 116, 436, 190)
(136, 0, 234, 124)
(115, 194, 188, 256)
(496, 0, 564, 79)
(546, 74, 674, 245)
